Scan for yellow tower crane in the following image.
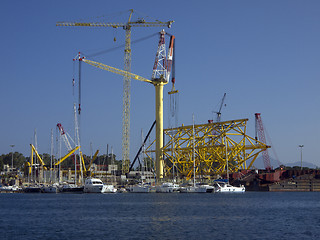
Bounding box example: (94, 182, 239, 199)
(78, 56, 167, 182)
(57, 10, 174, 175)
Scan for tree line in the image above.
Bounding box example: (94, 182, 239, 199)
(0, 152, 122, 172)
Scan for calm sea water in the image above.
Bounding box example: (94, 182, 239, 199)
(0, 192, 319, 240)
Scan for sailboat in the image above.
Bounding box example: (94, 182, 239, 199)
(130, 183, 151, 193)
(129, 130, 155, 193)
(41, 129, 59, 193)
(180, 115, 207, 193)
(100, 146, 117, 193)
(214, 135, 245, 193)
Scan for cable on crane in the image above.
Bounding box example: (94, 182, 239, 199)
(84, 33, 159, 58)
(72, 61, 76, 97)
(264, 121, 282, 167)
(168, 35, 178, 128)
(70, 10, 130, 23)
(78, 58, 82, 115)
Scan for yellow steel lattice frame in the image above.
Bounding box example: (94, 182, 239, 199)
(145, 118, 269, 180)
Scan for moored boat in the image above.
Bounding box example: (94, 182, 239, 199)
(179, 184, 208, 193)
(59, 184, 84, 193)
(0, 185, 22, 193)
(84, 178, 104, 193)
(129, 183, 151, 193)
(102, 184, 117, 193)
(41, 184, 59, 193)
(24, 185, 42, 193)
(214, 181, 245, 193)
(84, 178, 117, 193)
(156, 182, 180, 193)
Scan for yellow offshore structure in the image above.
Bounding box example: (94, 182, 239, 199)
(145, 118, 270, 180)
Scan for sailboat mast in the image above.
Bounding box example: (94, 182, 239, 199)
(111, 146, 116, 185)
(225, 134, 229, 182)
(59, 132, 62, 184)
(192, 114, 196, 188)
(50, 129, 53, 183)
(74, 103, 77, 185)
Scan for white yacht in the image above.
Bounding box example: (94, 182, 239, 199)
(156, 182, 180, 193)
(59, 184, 84, 193)
(41, 183, 59, 193)
(129, 183, 151, 193)
(0, 185, 22, 193)
(102, 184, 117, 193)
(214, 181, 245, 193)
(84, 178, 117, 193)
(179, 185, 207, 193)
(200, 184, 215, 193)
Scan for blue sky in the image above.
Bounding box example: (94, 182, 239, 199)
(1, 0, 319, 168)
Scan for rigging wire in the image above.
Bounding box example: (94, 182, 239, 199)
(68, 10, 130, 23)
(264, 126, 282, 167)
(78, 59, 82, 115)
(84, 32, 159, 58)
(168, 36, 178, 129)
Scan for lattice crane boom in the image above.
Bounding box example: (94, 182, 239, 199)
(56, 21, 174, 28)
(214, 93, 226, 122)
(255, 113, 272, 171)
(57, 123, 74, 152)
(57, 10, 173, 175)
(80, 57, 152, 84)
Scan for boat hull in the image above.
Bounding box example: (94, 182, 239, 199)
(101, 185, 117, 193)
(41, 186, 58, 193)
(129, 185, 150, 193)
(24, 187, 42, 193)
(214, 182, 245, 193)
(59, 185, 84, 193)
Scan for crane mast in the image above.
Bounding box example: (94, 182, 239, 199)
(255, 113, 272, 171)
(77, 43, 172, 181)
(152, 30, 168, 82)
(57, 10, 173, 175)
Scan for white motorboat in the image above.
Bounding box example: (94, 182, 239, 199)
(23, 185, 42, 193)
(195, 183, 215, 193)
(156, 182, 180, 193)
(212, 133, 245, 193)
(214, 181, 245, 193)
(102, 184, 117, 193)
(84, 178, 116, 193)
(59, 184, 84, 193)
(129, 183, 151, 193)
(201, 184, 215, 193)
(84, 178, 104, 193)
(41, 184, 59, 193)
(180, 185, 207, 193)
(0, 185, 21, 193)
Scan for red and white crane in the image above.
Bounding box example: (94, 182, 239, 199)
(255, 113, 272, 171)
(56, 123, 74, 152)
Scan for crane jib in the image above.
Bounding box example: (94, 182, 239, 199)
(81, 58, 153, 84)
(56, 22, 174, 28)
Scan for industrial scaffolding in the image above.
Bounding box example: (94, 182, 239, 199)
(145, 118, 270, 180)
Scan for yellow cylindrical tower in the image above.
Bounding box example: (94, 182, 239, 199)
(154, 82, 165, 181)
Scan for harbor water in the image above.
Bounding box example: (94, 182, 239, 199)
(0, 192, 319, 239)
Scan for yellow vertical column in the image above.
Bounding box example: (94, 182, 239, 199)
(30, 147, 33, 175)
(155, 82, 164, 181)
